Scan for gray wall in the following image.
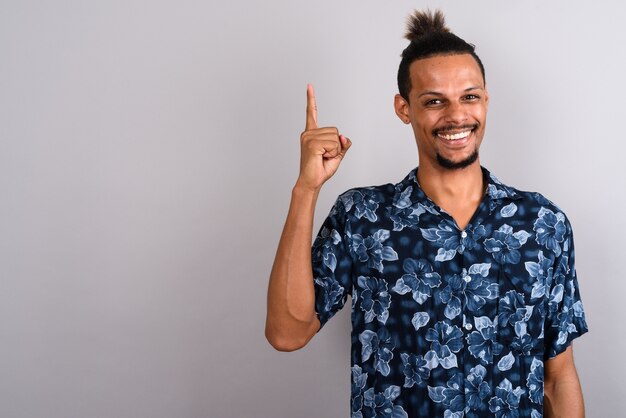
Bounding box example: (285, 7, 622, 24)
(1, 1, 623, 417)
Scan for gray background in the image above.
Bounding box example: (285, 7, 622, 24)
(1, 1, 623, 417)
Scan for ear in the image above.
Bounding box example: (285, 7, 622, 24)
(394, 94, 411, 124)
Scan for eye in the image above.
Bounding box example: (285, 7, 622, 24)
(424, 98, 442, 106)
(463, 94, 479, 101)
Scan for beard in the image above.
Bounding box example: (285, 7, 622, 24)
(431, 123, 480, 170)
(436, 148, 479, 170)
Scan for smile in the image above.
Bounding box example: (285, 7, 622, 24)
(437, 129, 472, 141)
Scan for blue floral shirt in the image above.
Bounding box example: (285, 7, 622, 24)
(312, 167, 588, 418)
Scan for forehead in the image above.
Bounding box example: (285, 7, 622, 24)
(409, 53, 484, 95)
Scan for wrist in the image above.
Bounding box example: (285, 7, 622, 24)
(293, 180, 322, 197)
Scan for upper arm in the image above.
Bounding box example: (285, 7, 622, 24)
(312, 196, 353, 330)
(544, 216, 589, 358)
(544, 343, 585, 417)
(545, 344, 578, 385)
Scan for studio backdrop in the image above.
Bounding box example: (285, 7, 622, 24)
(1, 1, 624, 417)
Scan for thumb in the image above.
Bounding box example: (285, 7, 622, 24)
(339, 134, 352, 157)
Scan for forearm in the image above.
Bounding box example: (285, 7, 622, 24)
(544, 369, 585, 418)
(265, 185, 321, 351)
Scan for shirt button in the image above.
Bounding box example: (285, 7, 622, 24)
(461, 231, 467, 238)
(464, 323, 473, 331)
(463, 275, 472, 283)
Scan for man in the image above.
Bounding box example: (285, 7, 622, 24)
(265, 10, 587, 418)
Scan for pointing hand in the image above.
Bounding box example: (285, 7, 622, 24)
(296, 84, 351, 191)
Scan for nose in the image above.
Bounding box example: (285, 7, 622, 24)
(443, 100, 468, 125)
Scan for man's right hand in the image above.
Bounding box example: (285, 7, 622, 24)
(296, 84, 351, 191)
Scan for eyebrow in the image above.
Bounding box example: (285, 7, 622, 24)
(417, 86, 484, 98)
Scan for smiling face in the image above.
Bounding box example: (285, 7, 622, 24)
(394, 53, 489, 170)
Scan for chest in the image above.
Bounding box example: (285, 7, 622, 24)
(346, 201, 560, 353)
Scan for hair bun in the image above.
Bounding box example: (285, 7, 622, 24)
(405, 9, 449, 42)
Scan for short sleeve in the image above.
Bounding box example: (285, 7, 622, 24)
(544, 218, 589, 359)
(312, 196, 353, 330)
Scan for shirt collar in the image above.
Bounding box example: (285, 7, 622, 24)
(399, 166, 522, 205)
(482, 167, 522, 201)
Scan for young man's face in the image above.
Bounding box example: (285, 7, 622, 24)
(395, 53, 489, 170)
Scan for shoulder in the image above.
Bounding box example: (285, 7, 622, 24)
(333, 171, 413, 218)
(338, 183, 397, 207)
(494, 179, 575, 244)
(514, 188, 571, 223)
(489, 170, 568, 215)
(330, 182, 396, 223)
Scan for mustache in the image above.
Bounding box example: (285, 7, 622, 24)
(432, 123, 479, 136)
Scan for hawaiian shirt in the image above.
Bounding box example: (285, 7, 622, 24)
(312, 166, 588, 418)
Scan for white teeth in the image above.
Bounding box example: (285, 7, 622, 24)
(438, 130, 471, 141)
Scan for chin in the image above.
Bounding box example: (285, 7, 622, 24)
(436, 150, 479, 170)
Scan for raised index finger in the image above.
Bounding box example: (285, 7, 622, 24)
(305, 83, 317, 131)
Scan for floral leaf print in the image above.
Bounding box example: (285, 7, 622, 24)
(465, 365, 491, 411)
(350, 229, 398, 272)
(486, 172, 521, 198)
(351, 365, 368, 418)
(534, 207, 566, 256)
(525, 250, 554, 300)
(392, 258, 441, 304)
(421, 222, 459, 261)
(532, 192, 554, 206)
(314, 277, 345, 316)
(438, 273, 464, 320)
(340, 189, 381, 222)
(461, 223, 488, 251)
(388, 185, 436, 231)
(466, 316, 502, 364)
(510, 321, 536, 355)
(411, 311, 430, 331)
(312, 227, 341, 272)
(400, 353, 430, 388)
(500, 202, 518, 218)
(387, 205, 426, 232)
(437, 263, 496, 320)
(547, 251, 569, 314)
(357, 276, 391, 324)
(526, 358, 544, 405)
(486, 184, 509, 200)
(553, 282, 586, 347)
(311, 167, 588, 416)
(393, 185, 414, 209)
(425, 321, 463, 369)
(362, 386, 408, 418)
(427, 374, 465, 416)
(359, 327, 395, 376)
(548, 278, 564, 315)
(484, 224, 532, 265)
(465, 263, 498, 311)
(497, 352, 515, 371)
(498, 290, 533, 328)
(489, 379, 525, 418)
(421, 221, 487, 262)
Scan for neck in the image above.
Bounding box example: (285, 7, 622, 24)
(416, 159, 485, 204)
